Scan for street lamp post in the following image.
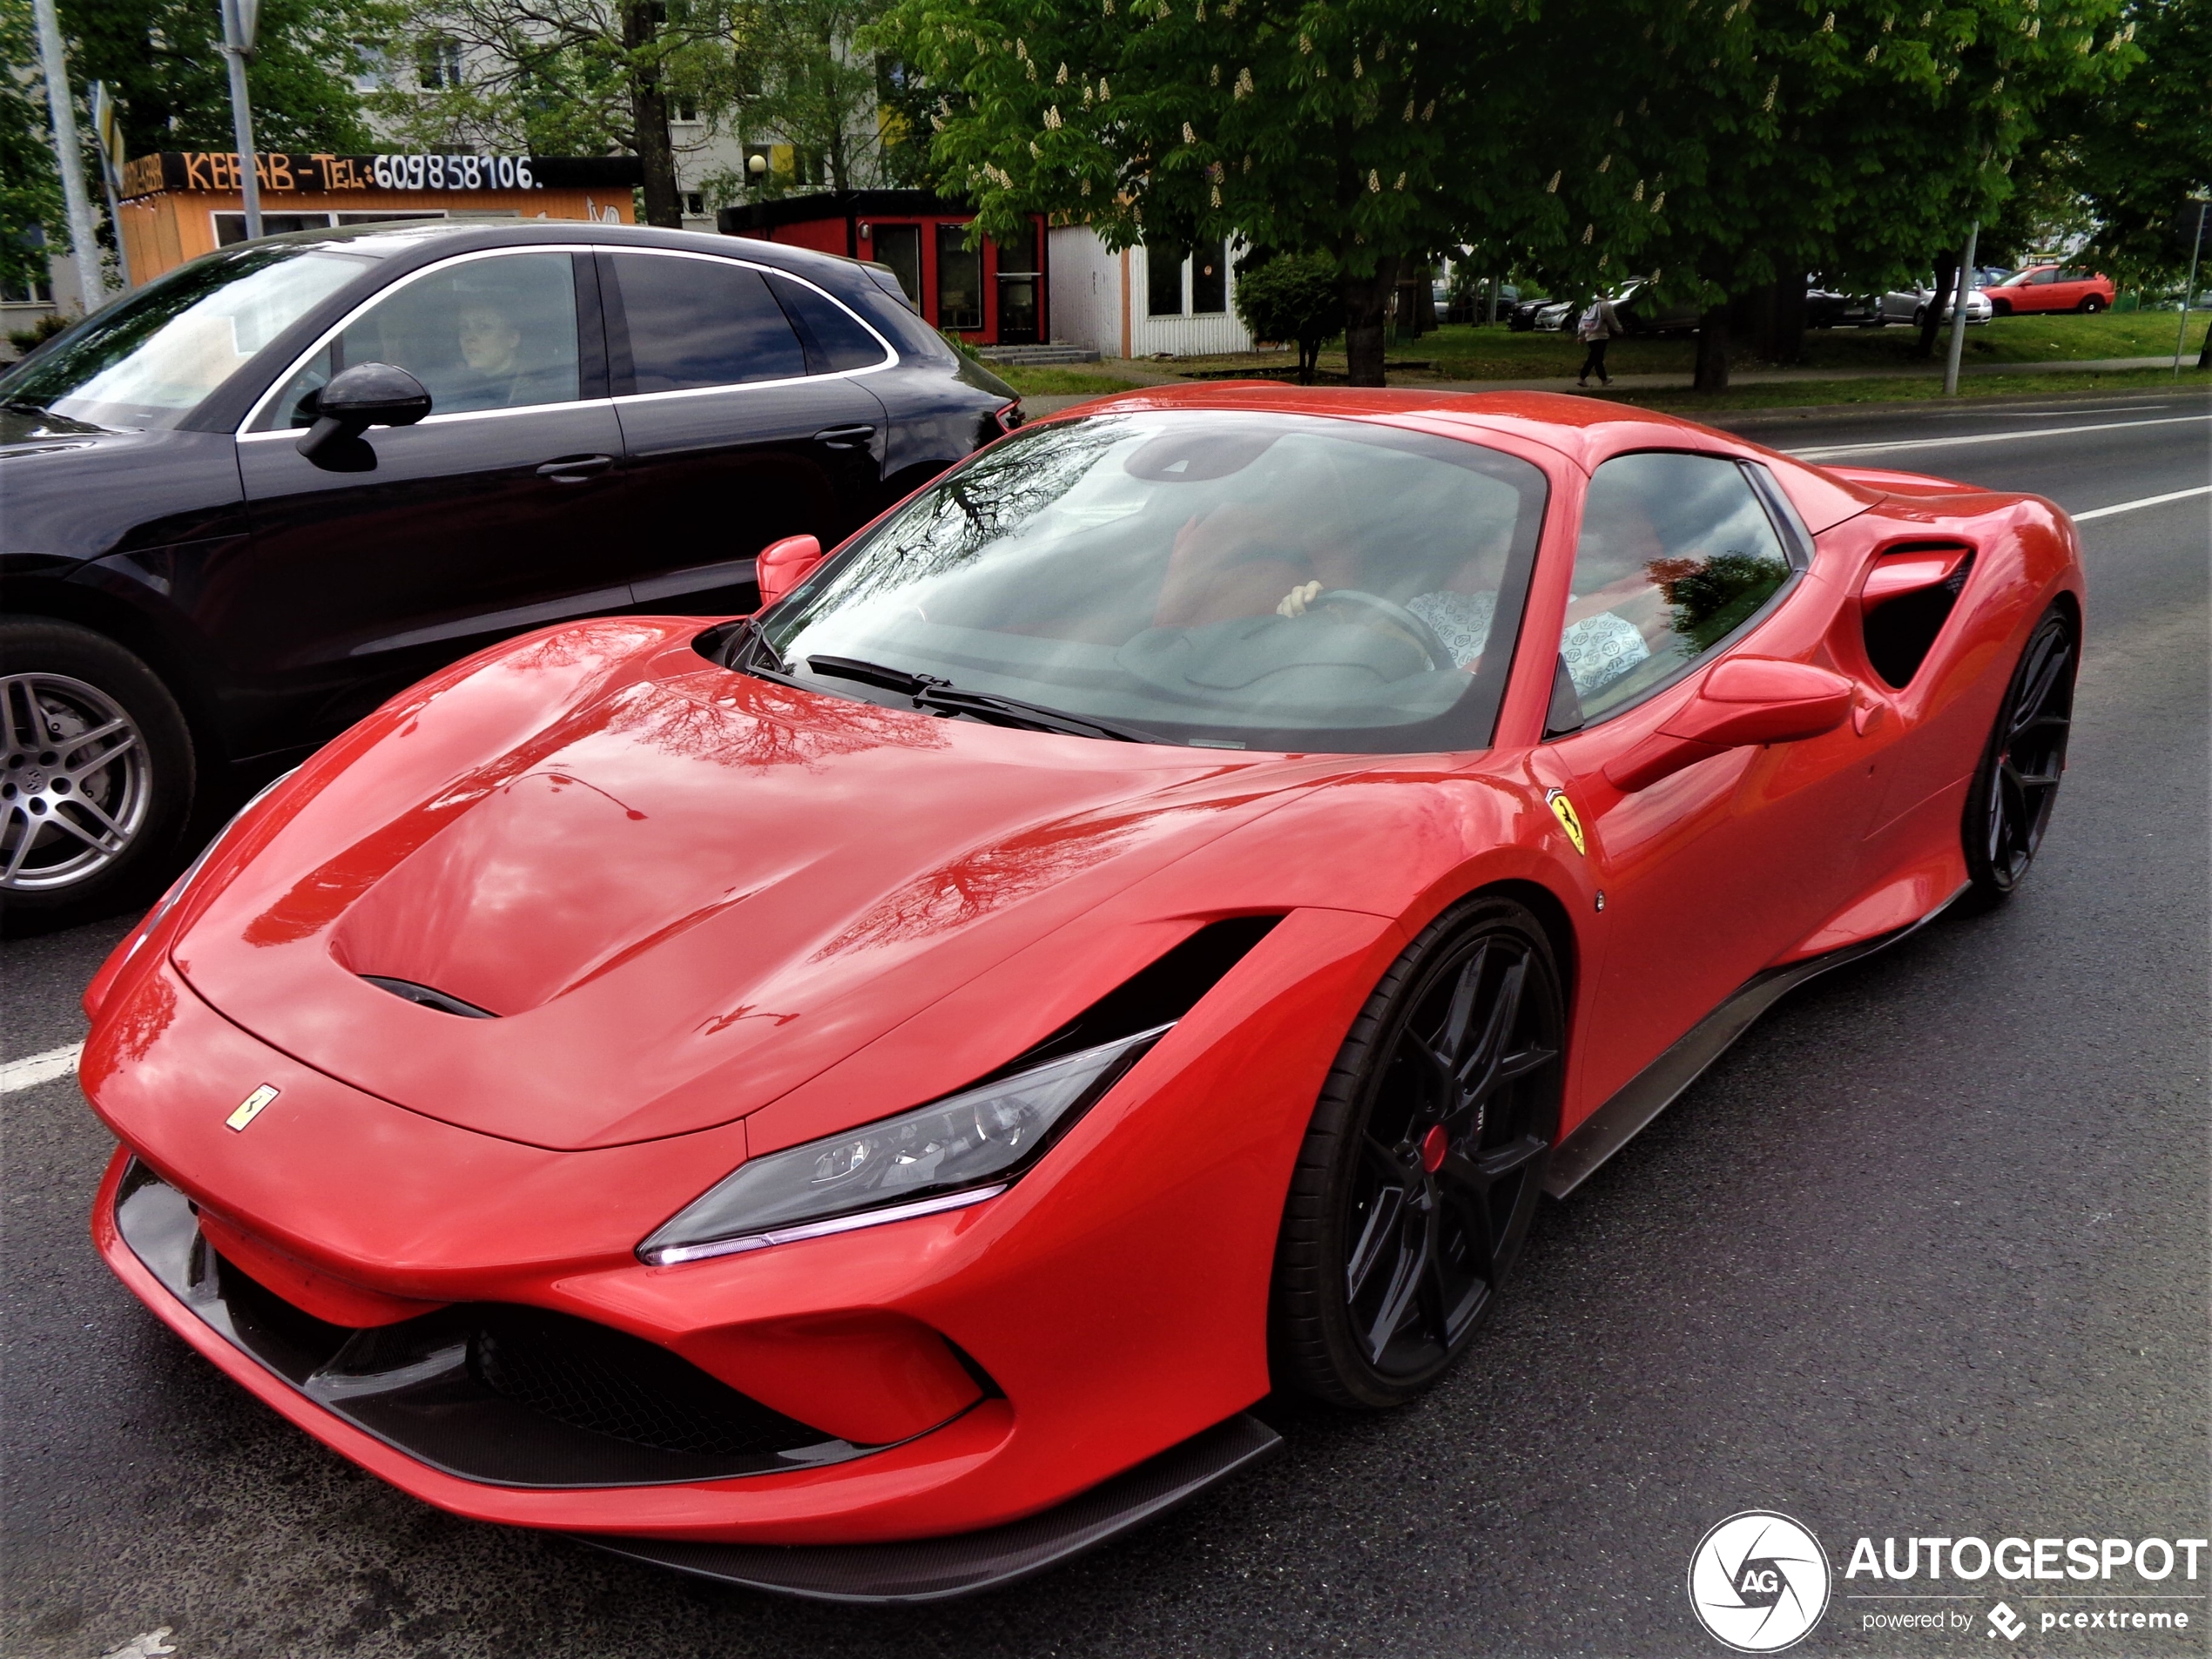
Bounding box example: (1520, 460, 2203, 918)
(30, 0, 106, 308)
(2174, 199, 2206, 376)
(1943, 219, 1979, 398)
(219, 0, 262, 241)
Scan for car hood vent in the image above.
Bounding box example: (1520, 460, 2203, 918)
(361, 975, 498, 1018)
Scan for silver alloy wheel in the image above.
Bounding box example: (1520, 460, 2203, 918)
(0, 671, 151, 891)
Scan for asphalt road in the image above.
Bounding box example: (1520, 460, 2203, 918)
(5, 387, 2207, 1659)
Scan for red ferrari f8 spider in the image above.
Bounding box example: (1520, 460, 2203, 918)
(82, 388, 2081, 1602)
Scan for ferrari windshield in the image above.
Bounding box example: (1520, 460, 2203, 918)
(0, 241, 368, 429)
(758, 411, 1548, 752)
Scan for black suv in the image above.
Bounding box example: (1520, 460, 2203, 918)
(0, 220, 1016, 927)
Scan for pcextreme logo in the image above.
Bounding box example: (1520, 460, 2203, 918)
(1689, 1512, 1832, 1652)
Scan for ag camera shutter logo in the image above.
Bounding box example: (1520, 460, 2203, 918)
(1689, 1511, 1832, 1652)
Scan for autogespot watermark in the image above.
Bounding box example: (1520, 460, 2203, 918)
(1689, 1521, 2209, 1649)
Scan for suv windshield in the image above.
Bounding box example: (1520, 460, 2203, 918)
(755, 410, 1548, 752)
(0, 241, 369, 429)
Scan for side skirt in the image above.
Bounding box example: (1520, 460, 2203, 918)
(577, 1410, 1284, 1604)
(1542, 882, 1968, 1198)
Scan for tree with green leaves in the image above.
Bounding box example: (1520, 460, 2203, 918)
(1, 0, 65, 296)
(371, 0, 753, 225)
(1560, 0, 2139, 384)
(880, 0, 1608, 384)
(2, 0, 391, 302)
(2039, 0, 2210, 284)
(1231, 248, 1337, 380)
(60, 0, 395, 155)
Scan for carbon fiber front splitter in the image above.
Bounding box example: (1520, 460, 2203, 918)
(579, 1410, 1283, 1603)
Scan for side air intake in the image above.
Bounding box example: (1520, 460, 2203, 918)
(1862, 544, 1974, 689)
(985, 915, 1283, 1080)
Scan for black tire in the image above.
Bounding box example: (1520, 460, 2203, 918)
(2077, 295, 2105, 314)
(1912, 305, 1929, 328)
(1990, 297, 2013, 316)
(1963, 605, 2075, 904)
(0, 620, 196, 934)
(1270, 894, 1565, 1409)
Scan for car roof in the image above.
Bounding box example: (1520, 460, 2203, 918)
(249, 216, 860, 284)
(1026, 383, 1886, 529)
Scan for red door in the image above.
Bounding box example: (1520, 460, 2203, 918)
(1522, 449, 1882, 1112)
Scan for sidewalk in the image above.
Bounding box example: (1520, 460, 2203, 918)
(1023, 354, 2191, 414)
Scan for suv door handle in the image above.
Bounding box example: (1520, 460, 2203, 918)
(812, 425, 877, 450)
(536, 454, 615, 482)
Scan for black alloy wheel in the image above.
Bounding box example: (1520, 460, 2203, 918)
(0, 620, 195, 934)
(1964, 605, 2075, 902)
(1271, 895, 1565, 1409)
(2077, 295, 2105, 314)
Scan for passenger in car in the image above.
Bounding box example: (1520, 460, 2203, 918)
(449, 301, 571, 412)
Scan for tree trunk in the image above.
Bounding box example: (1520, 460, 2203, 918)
(1694, 304, 1730, 391)
(1736, 284, 1776, 361)
(1407, 264, 1438, 337)
(2198, 320, 2210, 369)
(625, 1, 682, 228)
(1341, 258, 1400, 387)
(1770, 272, 1808, 366)
(1298, 334, 1320, 383)
(1914, 250, 1957, 361)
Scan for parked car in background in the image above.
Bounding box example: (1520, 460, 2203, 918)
(1875, 280, 1993, 327)
(1985, 266, 2116, 315)
(0, 219, 1017, 928)
(1609, 278, 1702, 335)
(1506, 296, 1555, 332)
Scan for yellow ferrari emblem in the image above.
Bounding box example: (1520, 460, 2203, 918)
(1545, 788, 1587, 857)
(225, 1084, 280, 1131)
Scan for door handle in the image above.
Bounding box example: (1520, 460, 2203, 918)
(536, 454, 615, 482)
(812, 424, 877, 450)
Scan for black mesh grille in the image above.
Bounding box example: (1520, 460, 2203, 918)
(470, 1309, 822, 1459)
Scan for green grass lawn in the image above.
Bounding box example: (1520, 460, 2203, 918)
(1616, 363, 2209, 414)
(992, 364, 1150, 396)
(1150, 310, 2201, 384)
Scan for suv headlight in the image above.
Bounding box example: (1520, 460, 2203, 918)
(640, 1023, 1171, 1265)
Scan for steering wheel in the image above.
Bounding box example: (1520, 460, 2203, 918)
(1303, 590, 1456, 672)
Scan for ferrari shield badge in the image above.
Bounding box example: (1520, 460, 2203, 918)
(225, 1084, 280, 1132)
(1545, 788, 1588, 857)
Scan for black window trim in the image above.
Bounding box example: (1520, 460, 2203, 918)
(235, 241, 605, 437)
(596, 246, 898, 404)
(1541, 448, 1810, 738)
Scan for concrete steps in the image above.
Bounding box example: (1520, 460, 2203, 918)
(976, 342, 1100, 365)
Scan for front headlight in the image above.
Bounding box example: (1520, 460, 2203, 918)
(640, 1022, 1170, 1265)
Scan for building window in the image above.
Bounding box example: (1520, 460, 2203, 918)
(672, 98, 698, 122)
(1146, 244, 1185, 316)
(936, 223, 983, 330)
(1191, 239, 1227, 314)
(416, 36, 462, 90)
(682, 192, 705, 217)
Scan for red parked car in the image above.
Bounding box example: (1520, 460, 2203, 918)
(1986, 264, 2116, 314)
(81, 388, 2081, 1603)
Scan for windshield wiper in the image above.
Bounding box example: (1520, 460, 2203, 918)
(805, 655, 1158, 743)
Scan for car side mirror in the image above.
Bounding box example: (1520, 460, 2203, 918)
(297, 362, 433, 469)
(1603, 658, 1854, 792)
(756, 534, 824, 610)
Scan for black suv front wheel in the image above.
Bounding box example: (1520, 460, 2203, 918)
(0, 620, 194, 934)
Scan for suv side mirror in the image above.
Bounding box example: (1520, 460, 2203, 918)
(298, 362, 433, 469)
(1604, 658, 1854, 792)
(756, 534, 824, 610)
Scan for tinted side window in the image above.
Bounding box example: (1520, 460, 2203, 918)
(765, 273, 888, 373)
(1557, 452, 1793, 724)
(266, 252, 580, 426)
(611, 253, 806, 392)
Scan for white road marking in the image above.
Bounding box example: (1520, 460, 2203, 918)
(1, 1042, 83, 1092)
(1787, 412, 2210, 462)
(2071, 485, 2212, 523)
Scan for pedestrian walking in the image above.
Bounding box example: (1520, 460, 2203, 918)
(1576, 293, 1622, 387)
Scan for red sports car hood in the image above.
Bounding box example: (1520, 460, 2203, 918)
(172, 620, 1349, 1150)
